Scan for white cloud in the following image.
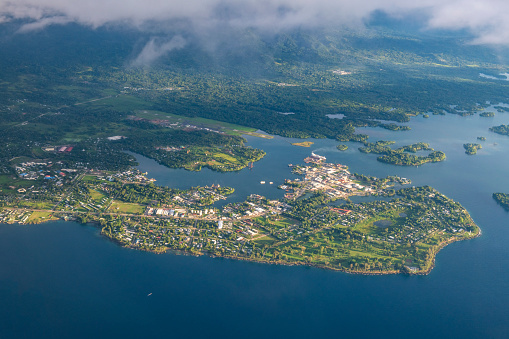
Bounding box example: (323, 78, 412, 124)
(0, 0, 508, 44)
(131, 35, 186, 66)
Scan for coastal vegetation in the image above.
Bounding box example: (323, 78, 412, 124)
(494, 106, 509, 113)
(480, 112, 495, 117)
(493, 193, 509, 210)
(358, 141, 445, 166)
(490, 124, 509, 136)
(378, 151, 446, 166)
(463, 143, 482, 155)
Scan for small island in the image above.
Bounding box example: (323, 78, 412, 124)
(477, 136, 486, 141)
(493, 193, 509, 210)
(336, 144, 348, 151)
(292, 141, 314, 147)
(463, 143, 482, 155)
(490, 124, 509, 136)
(379, 123, 411, 131)
(494, 106, 509, 113)
(480, 112, 495, 117)
(359, 141, 446, 166)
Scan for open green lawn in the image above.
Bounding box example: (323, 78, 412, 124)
(253, 235, 276, 245)
(213, 153, 238, 163)
(89, 189, 107, 202)
(0, 175, 36, 192)
(31, 147, 46, 158)
(27, 211, 58, 223)
(18, 201, 55, 210)
(108, 201, 145, 214)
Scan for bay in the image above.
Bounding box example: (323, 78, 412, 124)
(1, 108, 509, 338)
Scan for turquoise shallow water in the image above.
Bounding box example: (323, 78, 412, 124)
(1, 109, 509, 338)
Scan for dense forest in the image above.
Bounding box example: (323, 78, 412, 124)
(358, 141, 445, 166)
(0, 22, 508, 172)
(493, 193, 509, 210)
(490, 124, 509, 136)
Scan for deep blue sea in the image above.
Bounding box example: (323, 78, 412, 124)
(1, 107, 509, 338)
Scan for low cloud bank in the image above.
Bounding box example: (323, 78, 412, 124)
(1, 0, 508, 45)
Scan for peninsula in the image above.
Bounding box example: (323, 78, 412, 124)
(0, 156, 479, 275)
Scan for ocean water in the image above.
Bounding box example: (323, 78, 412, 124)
(1, 109, 509, 338)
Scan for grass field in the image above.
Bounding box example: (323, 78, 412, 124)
(27, 211, 58, 223)
(89, 189, 107, 202)
(108, 201, 145, 214)
(213, 153, 238, 163)
(18, 201, 55, 210)
(253, 235, 276, 245)
(0, 175, 35, 192)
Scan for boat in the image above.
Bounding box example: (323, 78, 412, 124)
(147, 293, 152, 296)
(260, 181, 265, 184)
(269, 182, 273, 184)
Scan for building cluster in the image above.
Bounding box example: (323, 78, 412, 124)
(286, 161, 373, 200)
(109, 169, 156, 183)
(145, 207, 189, 218)
(15, 161, 75, 186)
(42, 145, 73, 153)
(0, 209, 32, 224)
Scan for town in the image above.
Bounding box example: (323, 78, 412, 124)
(0, 155, 479, 275)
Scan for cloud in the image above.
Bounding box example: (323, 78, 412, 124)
(131, 35, 186, 66)
(0, 0, 509, 44)
(17, 16, 73, 32)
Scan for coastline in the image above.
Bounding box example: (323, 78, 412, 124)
(103, 223, 481, 276)
(0, 206, 482, 276)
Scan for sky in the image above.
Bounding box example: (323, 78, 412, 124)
(0, 0, 508, 45)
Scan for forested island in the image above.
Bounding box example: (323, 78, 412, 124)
(490, 124, 509, 136)
(480, 112, 495, 117)
(464, 143, 482, 155)
(493, 193, 509, 210)
(0, 158, 479, 275)
(358, 141, 446, 166)
(337, 144, 348, 151)
(494, 106, 509, 113)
